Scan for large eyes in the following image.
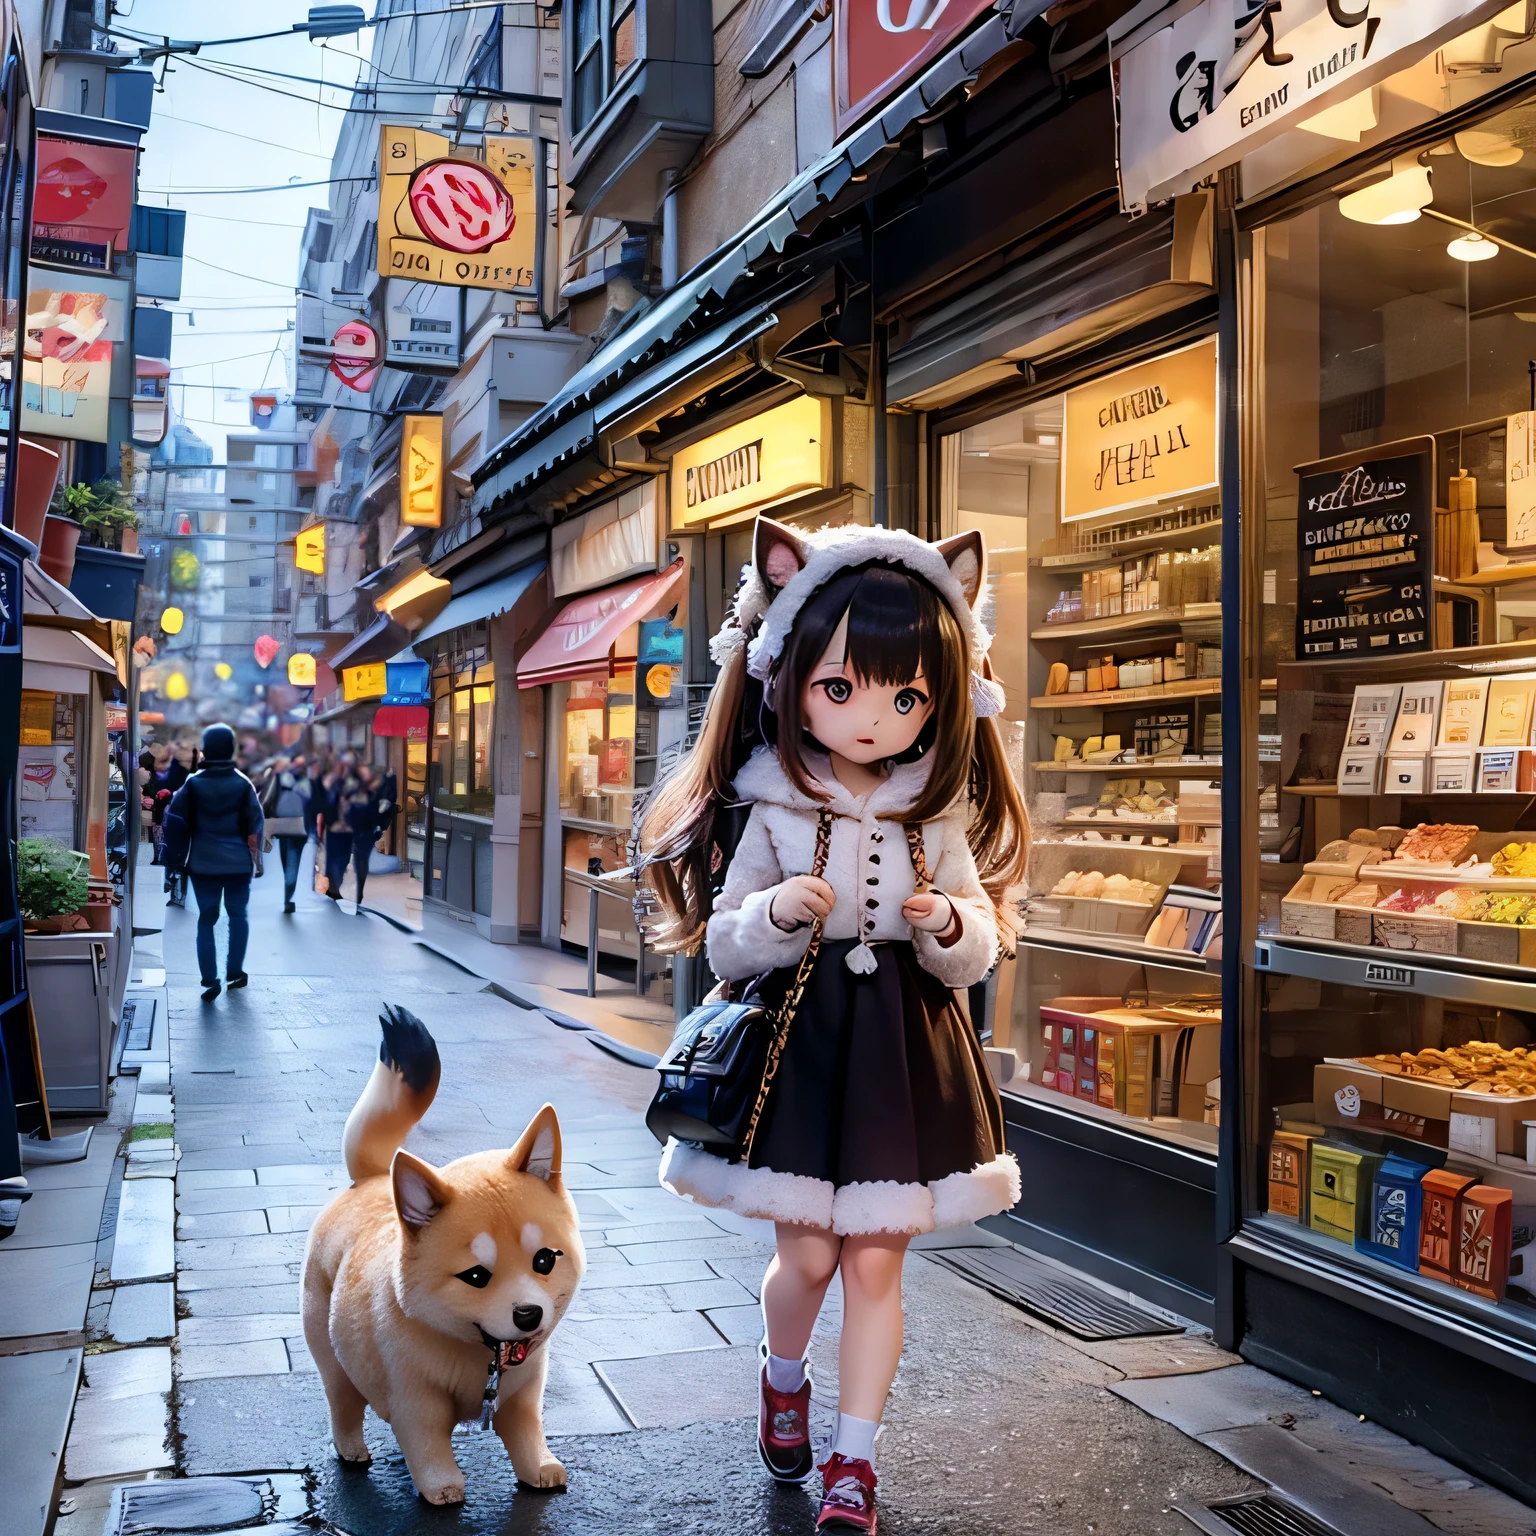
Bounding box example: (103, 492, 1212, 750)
(455, 1265, 492, 1288)
(532, 1248, 563, 1276)
(894, 688, 927, 716)
(818, 678, 852, 705)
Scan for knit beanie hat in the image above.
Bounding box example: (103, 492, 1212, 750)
(201, 724, 236, 762)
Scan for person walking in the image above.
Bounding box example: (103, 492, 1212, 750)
(317, 763, 354, 902)
(163, 723, 265, 1001)
(342, 766, 382, 907)
(263, 756, 312, 913)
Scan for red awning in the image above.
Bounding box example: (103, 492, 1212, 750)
(517, 559, 685, 689)
(373, 704, 429, 740)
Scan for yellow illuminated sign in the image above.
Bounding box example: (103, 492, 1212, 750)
(214, 662, 232, 680)
(377, 126, 536, 294)
(295, 523, 325, 575)
(288, 653, 317, 687)
(1061, 337, 1219, 524)
(401, 414, 444, 528)
(342, 663, 387, 701)
(669, 396, 830, 528)
(164, 671, 189, 701)
(160, 606, 184, 635)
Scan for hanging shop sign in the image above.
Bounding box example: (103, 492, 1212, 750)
(253, 634, 281, 669)
(159, 606, 184, 635)
(214, 662, 233, 680)
(401, 413, 444, 527)
(31, 134, 135, 272)
(1061, 337, 1219, 523)
(250, 392, 278, 427)
(288, 653, 317, 687)
(104, 703, 127, 732)
(669, 396, 830, 529)
(20, 272, 129, 443)
(1295, 441, 1433, 660)
(329, 319, 382, 391)
(1111, 0, 1512, 213)
(294, 524, 326, 575)
(834, 0, 993, 136)
(373, 704, 430, 740)
(342, 663, 387, 701)
(638, 616, 686, 706)
(377, 125, 537, 293)
(383, 658, 430, 704)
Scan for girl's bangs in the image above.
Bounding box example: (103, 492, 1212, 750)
(842, 566, 951, 689)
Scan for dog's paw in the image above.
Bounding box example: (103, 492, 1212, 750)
(335, 1445, 372, 1466)
(518, 1456, 567, 1491)
(418, 1478, 466, 1506)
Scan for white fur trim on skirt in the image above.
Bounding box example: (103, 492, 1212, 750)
(659, 1140, 1021, 1237)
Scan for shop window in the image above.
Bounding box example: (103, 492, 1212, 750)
(939, 336, 1225, 1155)
(1247, 92, 1536, 1328)
(430, 649, 494, 819)
(20, 690, 84, 852)
(559, 670, 635, 830)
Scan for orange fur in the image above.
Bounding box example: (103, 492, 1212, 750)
(303, 1045, 583, 1505)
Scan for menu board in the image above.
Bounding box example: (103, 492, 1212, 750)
(1296, 451, 1432, 659)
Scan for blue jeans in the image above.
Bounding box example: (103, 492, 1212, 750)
(278, 835, 307, 903)
(191, 874, 251, 985)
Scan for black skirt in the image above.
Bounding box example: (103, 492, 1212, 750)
(749, 937, 1006, 1191)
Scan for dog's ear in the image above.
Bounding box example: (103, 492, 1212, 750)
(508, 1104, 562, 1183)
(754, 517, 809, 592)
(935, 530, 984, 607)
(391, 1149, 451, 1229)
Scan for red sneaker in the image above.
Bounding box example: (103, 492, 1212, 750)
(817, 1453, 877, 1532)
(757, 1358, 814, 1483)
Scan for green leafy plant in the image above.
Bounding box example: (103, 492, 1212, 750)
(17, 837, 89, 919)
(50, 479, 139, 548)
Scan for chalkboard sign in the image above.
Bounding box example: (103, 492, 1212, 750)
(1295, 450, 1432, 660)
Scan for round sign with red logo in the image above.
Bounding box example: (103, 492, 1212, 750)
(329, 319, 381, 392)
(407, 159, 516, 255)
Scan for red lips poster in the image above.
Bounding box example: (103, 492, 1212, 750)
(31, 135, 135, 272)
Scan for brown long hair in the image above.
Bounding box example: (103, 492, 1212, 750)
(640, 560, 1028, 954)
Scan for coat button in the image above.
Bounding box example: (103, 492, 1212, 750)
(865, 898, 878, 909)
(866, 877, 878, 886)
(869, 854, 880, 864)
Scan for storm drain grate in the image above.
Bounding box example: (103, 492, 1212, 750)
(122, 998, 153, 1052)
(929, 1246, 1182, 1340)
(1183, 1494, 1343, 1536)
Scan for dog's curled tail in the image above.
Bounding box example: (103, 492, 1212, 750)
(342, 1004, 442, 1182)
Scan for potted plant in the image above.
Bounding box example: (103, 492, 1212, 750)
(17, 838, 89, 934)
(56, 479, 147, 620)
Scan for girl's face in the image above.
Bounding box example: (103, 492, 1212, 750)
(799, 610, 934, 766)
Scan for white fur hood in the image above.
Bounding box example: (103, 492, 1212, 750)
(729, 743, 937, 821)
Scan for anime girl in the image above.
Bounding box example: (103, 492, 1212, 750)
(640, 517, 1028, 1532)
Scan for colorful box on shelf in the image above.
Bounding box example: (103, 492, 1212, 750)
(1310, 1143, 1384, 1244)
(1429, 747, 1477, 794)
(1357, 1154, 1430, 1273)
(1268, 1130, 1313, 1222)
(1280, 874, 1376, 944)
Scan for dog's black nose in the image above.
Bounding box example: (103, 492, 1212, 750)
(513, 1304, 543, 1333)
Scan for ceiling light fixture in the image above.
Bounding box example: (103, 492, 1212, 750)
(1338, 163, 1433, 225)
(1456, 129, 1524, 167)
(1448, 230, 1499, 261)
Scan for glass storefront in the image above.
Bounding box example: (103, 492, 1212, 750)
(426, 629, 494, 914)
(1245, 91, 1536, 1332)
(939, 341, 1226, 1158)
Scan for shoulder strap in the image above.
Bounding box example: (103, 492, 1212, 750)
(904, 823, 931, 890)
(741, 807, 832, 1162)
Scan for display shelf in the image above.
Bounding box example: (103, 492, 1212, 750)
(1031, 603, 1220, 642)
(1283, 637, 1536, 680)
(1451, 562, 1536, 589)
(1039, 839, 1215, 856)
(1018, 924, 1216, 972)
(1284, 784, 1536, 799)
(1032, 677, 1223, 711)
(1056, 816, 1181, 833)
(1255, 931, 1536, 1008)
(1004, 1076, 1221, 1156)
(1038, 518, 1223, 571)
(1032, 759, 1224, 775)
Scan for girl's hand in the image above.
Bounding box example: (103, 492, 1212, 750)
(903, 892, 957, 936)
(769, 875, 835, 931)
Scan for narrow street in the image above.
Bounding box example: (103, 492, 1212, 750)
(55, 852, 1272, 1536)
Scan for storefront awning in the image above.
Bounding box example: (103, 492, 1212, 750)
(413, 560, 547, 647)
(23, 624, 118, 693)
(24, 559, 99, 630)
(373, 704, 429, 740)
(327, 612, 411, 673)
(517, 559, 685, 689)
(471, 5, 1041, 517)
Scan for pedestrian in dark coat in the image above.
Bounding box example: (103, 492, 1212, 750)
(318, 767, 354, 901)
(163, 723, 264, 1001)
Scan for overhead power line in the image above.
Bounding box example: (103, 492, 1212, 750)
(183, 253, 303, 289)
(139, 175, 372, 196)
(149, 111, 336, 159)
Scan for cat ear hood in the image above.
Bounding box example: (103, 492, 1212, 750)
(709, 519, 1005, 718)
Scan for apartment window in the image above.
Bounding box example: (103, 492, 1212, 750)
(570, 0, 642, 133)
(612, 0, 637, 77)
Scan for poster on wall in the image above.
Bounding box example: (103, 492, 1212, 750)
(21, 273, 129, 443)
(1505, 411, 1536, 553)
(1060, 337, 1219, 523)
(31, 135, 136, 272)
(1295, 446, 1433, 660)
(377, 126, 537, 293)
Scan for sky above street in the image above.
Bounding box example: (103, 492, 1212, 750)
(129, 0, 367, 460)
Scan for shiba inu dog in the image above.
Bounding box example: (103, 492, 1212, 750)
(301, 1005, 584, 1504)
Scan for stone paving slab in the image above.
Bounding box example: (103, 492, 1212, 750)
(109, 1179, 175, 1281)
(0, 1347, 81, 1536)
(263, 1205, 323, 1234)
(106, 1281, 176, 1344)
(179, 1338, 293, 1381)
(0, 1185, 109, 1249)
(179, 1313, 305, 1347)
(702, 1304, 763, 1346)
(0, 1243, 98, 1338)
(177, 1168, 257, 1190)
(176, 1262, 302, 1292)
(555, 1311, 728, 1367)
(181, 1283, 305, 1318)
(176, 1209, 269, 1239)
(64, 1346, 172, 1482)
(176, 1183, 341, 1216)
(573, 1258, 717, 1291)
(594, 1344, 760, 1431)
(175, 1231, 310, 1268)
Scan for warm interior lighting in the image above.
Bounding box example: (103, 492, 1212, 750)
(377, 568, 451, 616)
(1456, 129, 1524, 167)
(1448, 230, 1499, 262)
(1300, 88, 1377, 143)
(1338, 164, 1433, 225)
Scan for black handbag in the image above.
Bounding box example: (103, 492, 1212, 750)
(647, 808, 832, 1163)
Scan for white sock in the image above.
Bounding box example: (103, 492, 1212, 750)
(765, 1352, 806, 1392)
(831, 1412, 879, 1464)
